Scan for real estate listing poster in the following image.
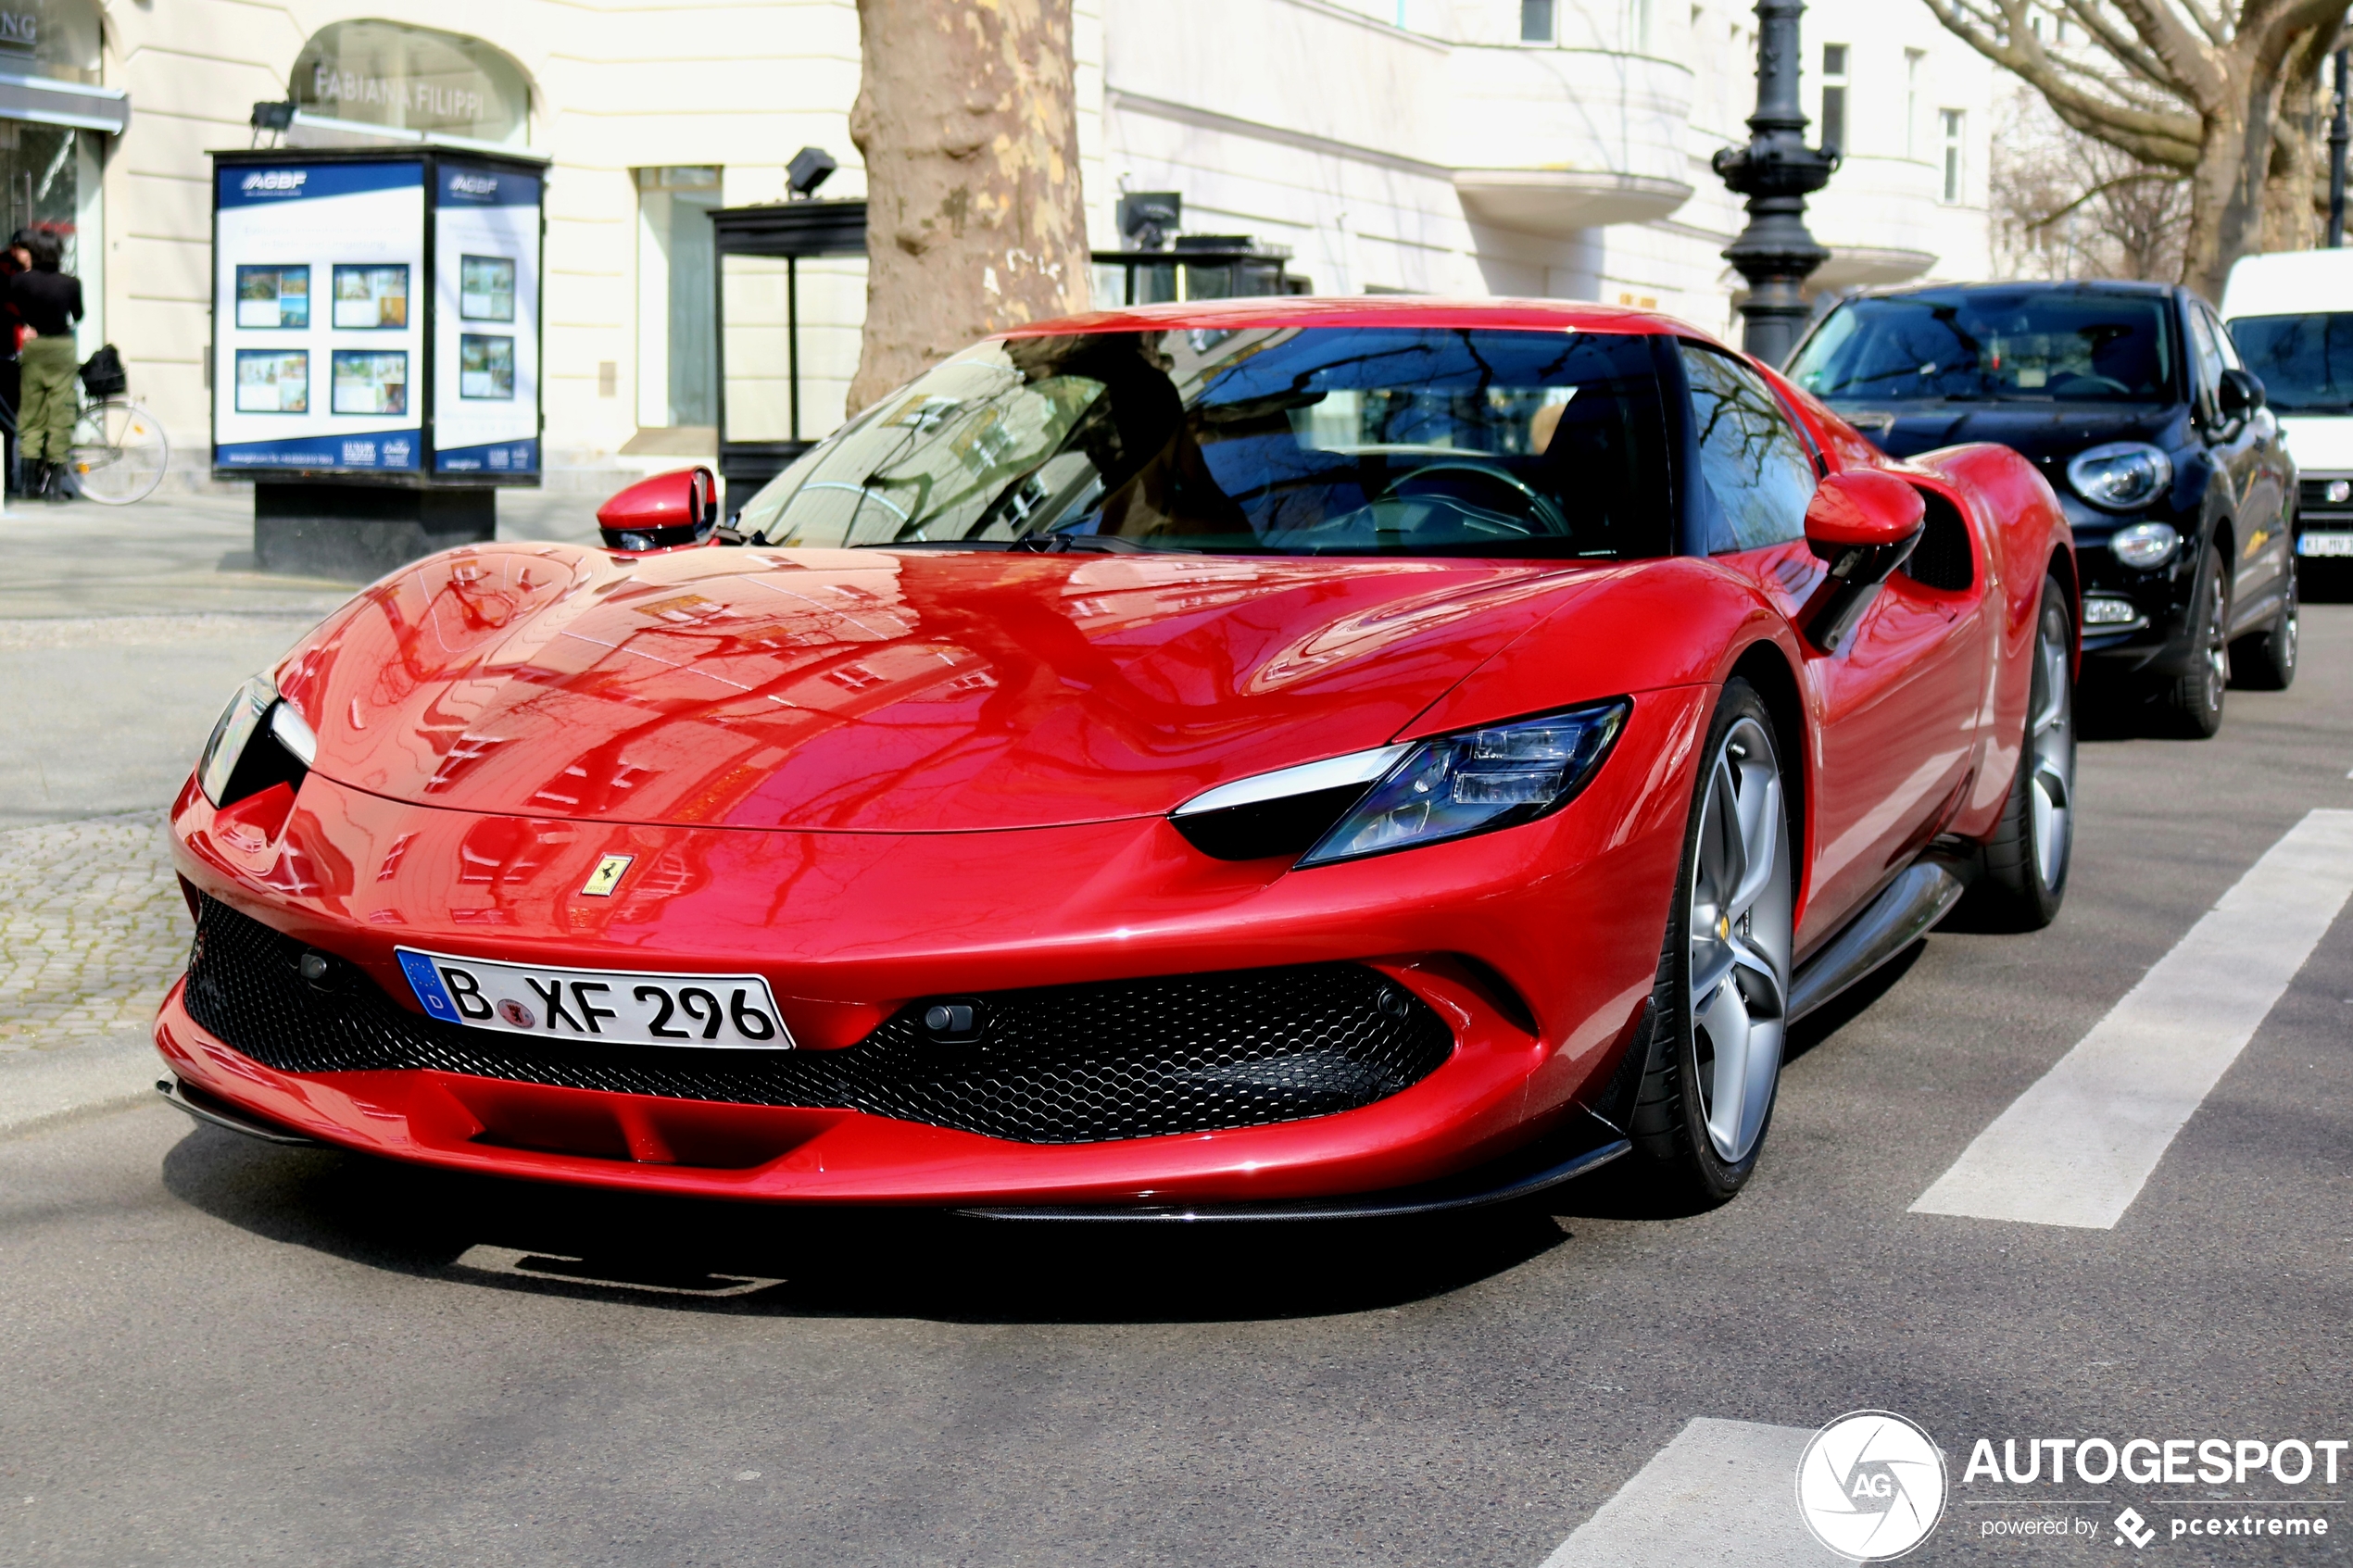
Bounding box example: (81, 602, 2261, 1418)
(431, 162, 541, 476)
(212, 159, 425, 473)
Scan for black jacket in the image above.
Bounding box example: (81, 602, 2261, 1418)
(11, 270, 81, 340)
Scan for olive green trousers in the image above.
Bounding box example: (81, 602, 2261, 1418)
(19, 334, 77, 463)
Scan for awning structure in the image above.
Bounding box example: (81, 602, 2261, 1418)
(0, 70, 127, 134)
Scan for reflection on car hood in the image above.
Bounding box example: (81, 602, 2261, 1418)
(270, 543, 1611, 833)
(1836, 401, 2180, 466)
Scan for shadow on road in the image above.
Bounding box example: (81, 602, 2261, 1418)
(157, 1128, 1575, 1323)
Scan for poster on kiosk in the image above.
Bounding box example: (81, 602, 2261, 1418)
(210, 149, 545, 483)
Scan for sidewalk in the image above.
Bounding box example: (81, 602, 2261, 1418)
(0, 485, 608, 1133)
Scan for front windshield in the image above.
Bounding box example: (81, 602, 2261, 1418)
(2226, 312, 2353, 414)
(734, 326, 1671, 558)
(1788, 290, 2176, 405)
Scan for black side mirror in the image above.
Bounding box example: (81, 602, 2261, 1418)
(2219, 368, 2267, 420)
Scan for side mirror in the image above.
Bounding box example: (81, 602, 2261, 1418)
(2219, 368, 2266, 420)
(597, 466, 719, 553)
(1801, 469, 1927, 654)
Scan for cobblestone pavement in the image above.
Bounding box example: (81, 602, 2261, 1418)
(0, 810, 185, 1052)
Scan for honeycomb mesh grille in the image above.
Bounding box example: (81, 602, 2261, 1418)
(182, 897, 1454, 1145)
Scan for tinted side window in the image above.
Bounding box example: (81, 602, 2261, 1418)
(1681, 344, 1818, 553)
(2185, 302, 2224, 408)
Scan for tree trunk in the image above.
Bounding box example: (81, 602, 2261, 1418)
(847, 0, 1090, 417)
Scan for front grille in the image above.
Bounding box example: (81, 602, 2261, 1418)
(182, 897, 1453, 1145)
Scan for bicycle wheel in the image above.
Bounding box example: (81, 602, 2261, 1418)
(67, 397, 170, 506)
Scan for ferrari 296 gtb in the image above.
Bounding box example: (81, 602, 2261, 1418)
(157, 297, 2076, 1216)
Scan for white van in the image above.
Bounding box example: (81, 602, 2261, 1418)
(2221, 250, 2353, 560)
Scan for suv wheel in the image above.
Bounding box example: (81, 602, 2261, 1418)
(2158, 545, 2229, 738)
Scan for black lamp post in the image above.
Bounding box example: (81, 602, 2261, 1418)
(1711, 0, 1840, 366)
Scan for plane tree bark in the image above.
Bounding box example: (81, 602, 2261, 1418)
(1921, 0, 2348, 296)
(846, 0, 1090, 416)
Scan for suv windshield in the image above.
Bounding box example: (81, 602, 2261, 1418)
(1788, 289, 2176, 405)
(2226, 312, 2353, 414)
(734, 326, 1671, 558)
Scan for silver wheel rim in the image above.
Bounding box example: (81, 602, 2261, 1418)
(1686, 715, 1793, 1164)
(2028, 598, 2074, 890)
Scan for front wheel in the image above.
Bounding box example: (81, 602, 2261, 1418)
(1962, 573, 2074, 931)
(2157, 545, 2228, 737)
(67, 397, 169, 507)
(1628, 678, 1794, 1205)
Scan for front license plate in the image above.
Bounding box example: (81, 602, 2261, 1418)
(396, 948, 796, 1049)
(2297, 531, 2353, 557)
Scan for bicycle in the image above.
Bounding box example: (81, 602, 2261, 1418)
(0, 378, 170, 506)
(64, 390, 170, 505)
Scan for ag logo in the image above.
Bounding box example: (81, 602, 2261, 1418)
(1794, 1411, 1946, 1561)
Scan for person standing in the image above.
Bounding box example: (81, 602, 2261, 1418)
(11, 231, 82, 502)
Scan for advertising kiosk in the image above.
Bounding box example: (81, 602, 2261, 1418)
(210, 146, 546, 577)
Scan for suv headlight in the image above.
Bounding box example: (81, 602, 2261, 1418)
(197, 673, 314, 807)
(2108, 521, 2180, 571)
(1172, 702, 1629, 867)
(2068, 442, 2173, 512)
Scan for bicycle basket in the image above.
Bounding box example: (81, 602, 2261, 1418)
(79, 344, 126, 397)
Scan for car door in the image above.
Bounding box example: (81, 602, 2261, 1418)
(1680, 344, 1988, 952)
(2187, 299, 2285, 632)
(2202, 299, 2293, 629)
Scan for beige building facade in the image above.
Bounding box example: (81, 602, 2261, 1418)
(82, 0, 1992, 496)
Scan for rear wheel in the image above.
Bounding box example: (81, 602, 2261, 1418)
(1964, 574, 2073, 931)
(2231, 558, 2297, 691)
(66, 397, 169, 507)
(1629, 679, 1793, 1205)
(2157, 545, 2228, 738)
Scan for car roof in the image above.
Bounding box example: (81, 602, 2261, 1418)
(2221, 249, 2353, 319)
(1851, 279, 2181, 304)
(1003, 294, 1714, 342)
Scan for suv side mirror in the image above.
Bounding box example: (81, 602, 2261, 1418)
(598, 466, 719, 553)
(1801, 469, 1926, 653)
(2219, 368, 2266, 420)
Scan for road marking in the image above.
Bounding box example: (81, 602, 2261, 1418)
(1912, 809, 2353, 1230)
(1538, 1418, 1843, 1567)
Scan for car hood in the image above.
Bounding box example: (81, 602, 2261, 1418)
(1840, 401, 2183, 466)
(272, 543, 1611, 833)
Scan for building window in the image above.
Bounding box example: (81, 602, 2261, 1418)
(1521, 0, 1554, 44)
(1941, 109, 1966, 203)
(1905, 50, 1924, 159)
(635, 166, 722, 430)
(1628, 0, 1654, 51)
(1819, 44, 1848, 155)
(291, 20, 532, 146)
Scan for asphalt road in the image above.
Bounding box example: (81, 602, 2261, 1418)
(3, 604, 2350, 1566)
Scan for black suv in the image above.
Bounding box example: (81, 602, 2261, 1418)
(1785, 282, 2298, 735)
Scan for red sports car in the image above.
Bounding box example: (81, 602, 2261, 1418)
(157, 298, 2076, 1216)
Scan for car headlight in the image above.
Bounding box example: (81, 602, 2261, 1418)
(197, 673, 313, 808)
(2067, 442, 2173, 512)
(2108, 521, 2180, 571)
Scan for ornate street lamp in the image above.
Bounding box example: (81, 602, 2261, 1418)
(1711, 0, 1840, 366)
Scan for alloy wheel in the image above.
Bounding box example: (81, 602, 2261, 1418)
(2027, 597, 2074, 890)
(1685, 714, 1793, 1164)
(2196, 571, 2228, 715)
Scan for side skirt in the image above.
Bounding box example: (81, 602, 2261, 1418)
(1787, 858, 1968, 1024)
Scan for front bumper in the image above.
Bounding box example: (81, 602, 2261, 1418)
(158, 688, 1702, 1206)
(2066, 500, 2204, 678)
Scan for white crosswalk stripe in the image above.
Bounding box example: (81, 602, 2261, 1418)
(1537, 1418, 1843, 1567)
(1912, 808, 2353, 1230)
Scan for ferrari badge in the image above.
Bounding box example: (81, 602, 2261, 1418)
(580, 854, 634, 897)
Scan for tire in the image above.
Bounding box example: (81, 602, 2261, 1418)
(2157, 544, 2229, 738)
(2231, 557, 2297, 691)
(66, 397, 170, 507)
(1628, 678, 1794, 1205)
(1963, 574, 2074, 932)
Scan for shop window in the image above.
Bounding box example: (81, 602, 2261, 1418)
(0, 0, 100, 85)
(637, 167, 721, 431)
(0, 121, 101, 350)
(291, 21, 531, 146)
